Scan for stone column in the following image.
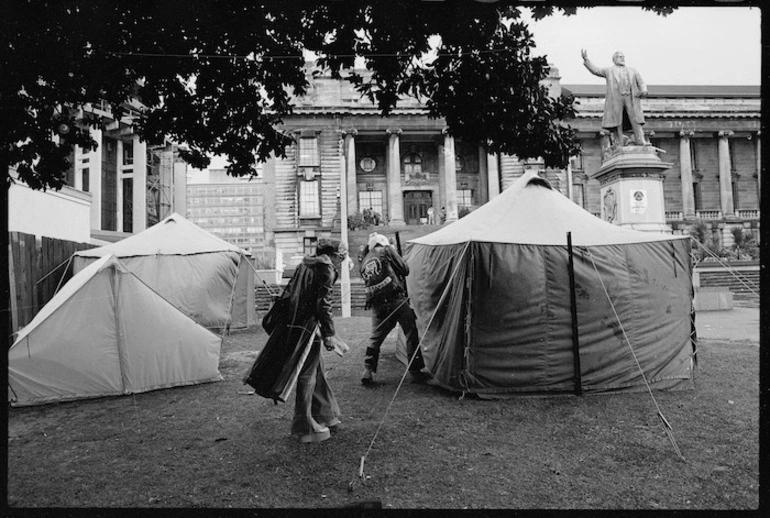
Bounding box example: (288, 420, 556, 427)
(343, 130, 358, 215)
(386, 128, 405, 226)
(679, 130, 696, 218)
(132, 135, 147, 232)
(486, 152, 500, 200)
(442, 130, 458, 222)
(717, 130, 735, 218)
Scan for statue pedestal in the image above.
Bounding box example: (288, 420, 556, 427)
(593, 145, 673, 233)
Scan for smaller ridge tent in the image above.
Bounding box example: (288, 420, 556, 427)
(73, 213, 256, 329)
(404, 171, 695, 396)
(9, 254, 222, 407)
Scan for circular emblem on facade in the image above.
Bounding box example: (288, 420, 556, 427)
(360, 156, 376, 173)
(603, 188, 617, 223)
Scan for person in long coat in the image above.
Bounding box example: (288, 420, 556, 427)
(582, 49, 648, 147)
(243, 239, 348, 443)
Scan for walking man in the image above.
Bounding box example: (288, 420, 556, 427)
(359, 233, 430, 385)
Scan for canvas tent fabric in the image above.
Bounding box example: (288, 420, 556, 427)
(9, 254, 223, 407)
(404, 171, 695, 396)
(72, 213, 256, 329)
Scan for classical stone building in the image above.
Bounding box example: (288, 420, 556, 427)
(254, 66, 760, 258)
(9, 101, 188, 244)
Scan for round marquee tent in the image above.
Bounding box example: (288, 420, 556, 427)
(404, 171, 696, 396)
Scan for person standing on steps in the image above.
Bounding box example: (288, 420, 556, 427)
(359, 232, 430, 386)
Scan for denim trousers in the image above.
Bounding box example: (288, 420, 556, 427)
(365, 297, 424, 373)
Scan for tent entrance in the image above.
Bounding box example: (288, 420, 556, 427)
(404, 191, 432, 225)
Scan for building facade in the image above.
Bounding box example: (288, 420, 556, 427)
(9, 100, 188, 244)
(186, 168, 266, 254)
(256, 67, 759, 258)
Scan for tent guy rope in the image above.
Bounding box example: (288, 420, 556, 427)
(348, 241, 471, 492)
(690, 238, 759, 296)
(585, 250, 686, 462)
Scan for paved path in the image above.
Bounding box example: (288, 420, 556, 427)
(695, 307, 760, 342)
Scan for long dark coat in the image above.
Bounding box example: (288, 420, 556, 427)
(243, 254, 337, 402)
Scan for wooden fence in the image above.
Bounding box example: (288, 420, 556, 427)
(8, 232, 95, 337)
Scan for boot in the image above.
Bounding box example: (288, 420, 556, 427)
(361, 366, 374, 385)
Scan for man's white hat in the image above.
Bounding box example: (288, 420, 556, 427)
(368, 232, 390, 249)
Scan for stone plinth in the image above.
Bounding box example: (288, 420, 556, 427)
(593, 145, 673, 232)
(694, 286, 734, 311)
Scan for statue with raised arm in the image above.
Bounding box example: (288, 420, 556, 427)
(582, 49, 649, 147)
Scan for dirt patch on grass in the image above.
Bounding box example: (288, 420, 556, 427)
(7, 320, 759, 509)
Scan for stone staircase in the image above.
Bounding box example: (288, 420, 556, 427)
(255, 280, 369, 312)
(697, 264, 760, 306)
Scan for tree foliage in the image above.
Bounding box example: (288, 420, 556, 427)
(1, 1, 674, 191)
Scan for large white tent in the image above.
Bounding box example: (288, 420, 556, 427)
(73, 213, 256, 329)
(9, 254, 222, 407)
(403, 171, 695, 396)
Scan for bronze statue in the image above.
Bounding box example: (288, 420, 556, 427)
(582, 49, 648, 147)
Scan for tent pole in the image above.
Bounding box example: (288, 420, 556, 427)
(567, 232, 583, 396)
(220, 252, 243, 339)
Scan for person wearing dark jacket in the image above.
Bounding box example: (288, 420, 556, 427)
(359, 233, 429, 385)
(243, 238, 348, 443)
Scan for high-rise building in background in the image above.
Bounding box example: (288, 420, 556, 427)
(186, 167, 265, 254)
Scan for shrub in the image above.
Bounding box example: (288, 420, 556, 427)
(731, 226, 747, 251)
(348, 211, 371, 231)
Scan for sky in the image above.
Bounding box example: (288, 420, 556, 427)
(521, 6, 761, 86)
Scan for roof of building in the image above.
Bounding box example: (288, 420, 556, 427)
(562, 84, 760, 98)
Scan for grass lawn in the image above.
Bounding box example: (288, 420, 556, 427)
(7, 316, 759, 510)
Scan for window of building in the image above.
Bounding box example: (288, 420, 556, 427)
(122, 177, 133, 232)
(457, 189, 473, 208)
(693, 182, 702, 211)
(303, 237, 318, 256)
(728, 140, 737, 172)
(122, 141, 134, 166)
(65, 149, 76, 187)
(299, 179, 321, 218)
(570, 154, 583, 171)
(732, 181, 740, 210)
(101, 137, 118, 231)
(298, 137, 319, 167)
(690, 142, 699, 171)
(81, 168, 90, 192)
(572, 183, 585, 208)
(358, 190, 383, 216)
(403, 153, 424, 180)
